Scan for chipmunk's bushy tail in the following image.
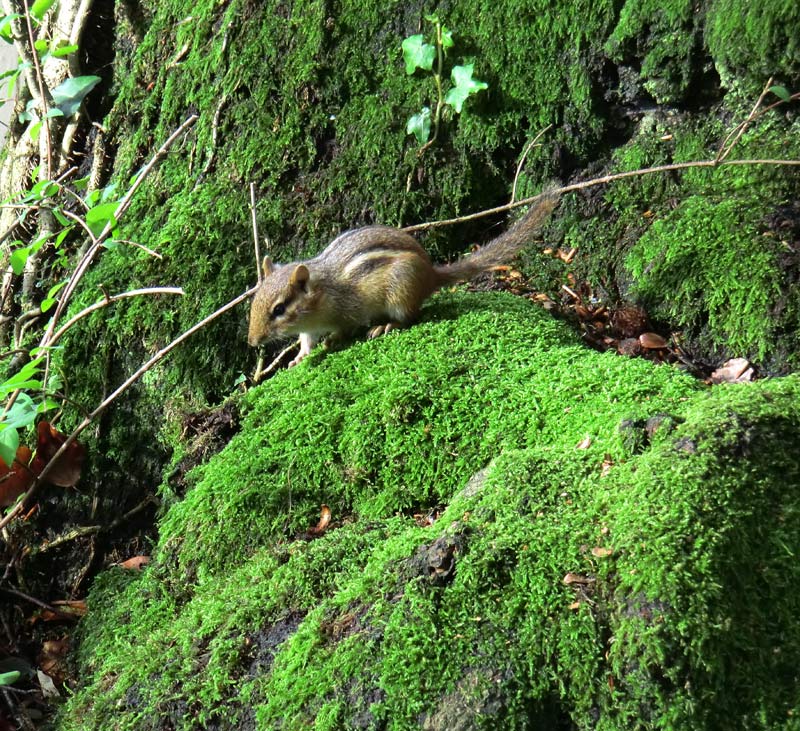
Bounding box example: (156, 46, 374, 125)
(434, 190, 559, 286)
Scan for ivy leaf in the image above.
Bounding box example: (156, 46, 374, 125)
(441, 26, 454, 51)
(444, 63, 488, 113)
(30, 0, 58, 21)
(41, 281, 66, 313)
(0, 427, 19, 469)
(51, 75, 101, 117)
(406, 106, 432, 144)
(768, 85, 791, 102)
(10, 246, 30, 275)
(50, 42, 79, 58)
(85, 201, 117, 238)
(0, 14, 22, 43)
(0, 671, 21, 687)
(4, 394, 38, 430)
(401, 34, 435, 74)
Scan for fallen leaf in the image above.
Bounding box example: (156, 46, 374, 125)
(568, 601, 581, 610)
(0, 446, 34, 507)
(118, 556, 150, 570)
(563, 573, 595, 585)
(576, 436, 593, 450)
(710, 357, 754, 384)
(38, 639, 69, 681)
(308, 504, 332, 536)
(591, 547, 613, 558)
(37, 669, 60, 698)
(51, 599, 87, 617)
(32, 422, 86, 487)
(639, 332, 668, 349)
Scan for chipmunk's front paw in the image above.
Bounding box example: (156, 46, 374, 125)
(367, 322, 400, 340)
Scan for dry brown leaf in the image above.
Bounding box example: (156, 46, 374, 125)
(308, 504, 332, 536)
(576, 436, 593, 450)
(33, 422, 86, 487)
(639, 332, 668, 349)
(118, 556, 151, 571)
(710, 358, 754, 384)
(51, 599, 88, 617)
(591, 547, 613, 558)
(0, 445, 34, 507)
(563, 573, 594, 585)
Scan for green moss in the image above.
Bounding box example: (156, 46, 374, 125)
(706, 0, 800, 87)
(58, 295, 800, 729)
(605, 0, 702, 103)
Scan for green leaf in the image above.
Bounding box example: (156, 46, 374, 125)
(29, 179, 59, 199)
(100, 182, 119, 202)
(85, 201, 117, 238)
(51, 75, 101, 117)
(406, 106, 432, 144)
(50, 42, 78, 58)
(768, 85, 791, 102)
(30, 0, 58, 21)
(41, 280, 66, 312)
(73, 176, 89, 191)
(444, 63, 488, 113)
(441, 27, 454, 51)
(55, 224, 73, 246)
(0, 14, 22, 43)
(0, 426, 19, 468)
(34, 38, 48, 53)
(29, 120, 42, 142)
(5, 394, 38, 430)
(424, 13, 439, 23)
(10, 246, 29, 275)
(0, 671, 21, 687)
(401, 35, 435, 74)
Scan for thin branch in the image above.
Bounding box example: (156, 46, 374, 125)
(401, 156, 800, 234)
(41, 114, 198, 346)
(252, 339, 299, 383)
(17, 0, 53, 176)
(48, 286, 184, 345)
(35, 494, 158, 554)
(511, 125, 552, 204)
(0, 285, 256, 532)
(250, 182, 262, 284)
(715, 77, 773, 163)
(0, 585, 72, 618)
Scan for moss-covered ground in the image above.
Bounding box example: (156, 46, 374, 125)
(57, 292, 800, 730)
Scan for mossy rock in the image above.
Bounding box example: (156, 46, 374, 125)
(57, 292, 800, 730)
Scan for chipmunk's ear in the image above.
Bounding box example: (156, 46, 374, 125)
(261, 256, 274, 277)
(290, 264, 309, 290)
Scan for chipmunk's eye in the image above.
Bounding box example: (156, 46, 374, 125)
(271, 302, 287, 319)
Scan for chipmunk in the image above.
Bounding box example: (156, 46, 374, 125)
(248, 192, 559, 366)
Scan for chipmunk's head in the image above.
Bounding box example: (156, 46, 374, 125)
(248, 257, 314, 347)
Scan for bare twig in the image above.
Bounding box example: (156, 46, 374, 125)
(48, 286, 184, 345)
(252, 340, 299, 383)
(0, 585, 72, 618)
(511, 125, 552, 204)
(42, 114, 199, 346)
(34, 494, 158, 553)
(0, 285, 256, 532)
(716, 77, 774, 163)
(20, 0, 53, 176)
(401, 156, 800, 234)
(250, 182, 262, 284)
